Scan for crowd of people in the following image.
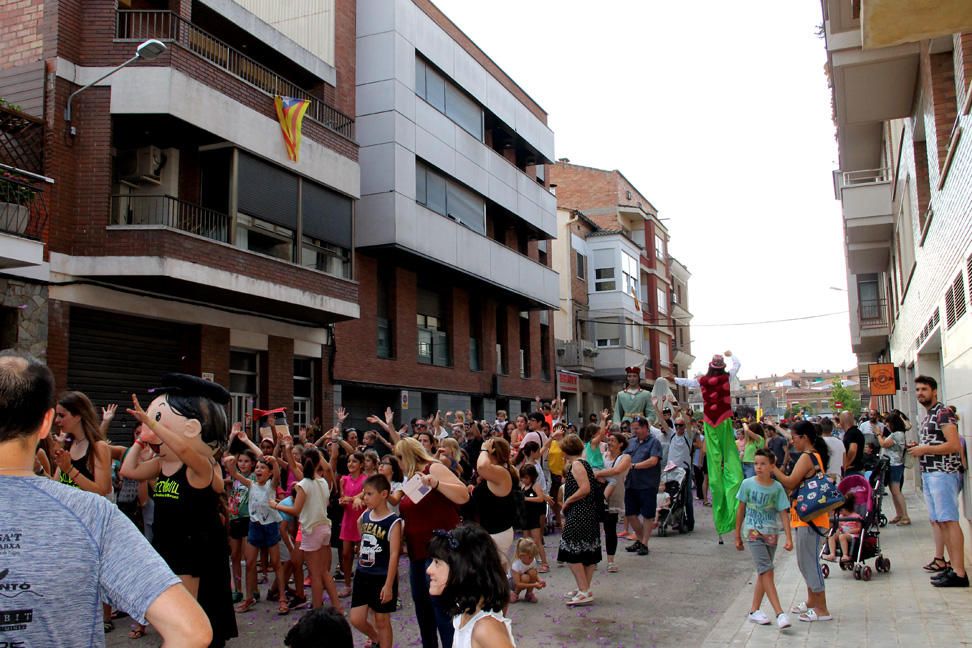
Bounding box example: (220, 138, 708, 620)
(0, 349, 968, 648)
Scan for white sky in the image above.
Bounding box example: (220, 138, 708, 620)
(431, 0, 859, 380)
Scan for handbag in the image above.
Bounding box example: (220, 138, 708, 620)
(793, 453, 845, 523)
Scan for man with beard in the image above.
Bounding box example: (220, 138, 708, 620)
(672, 351, 743, 537)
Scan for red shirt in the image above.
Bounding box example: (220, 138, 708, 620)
(398, 464, 461, 562)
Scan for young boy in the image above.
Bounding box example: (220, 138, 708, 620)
(734, 448, 793, 630)
(349, 474, 402, 648)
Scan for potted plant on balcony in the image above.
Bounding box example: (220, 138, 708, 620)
(0, 172, 36, 235)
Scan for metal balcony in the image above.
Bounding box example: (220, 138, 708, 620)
(115, 9, 354, 140)
(111, 194, 229, 243)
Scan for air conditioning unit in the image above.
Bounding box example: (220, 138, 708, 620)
(118, 146, 164, 186)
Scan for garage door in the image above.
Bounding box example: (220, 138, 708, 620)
(67, 307, 193, 443)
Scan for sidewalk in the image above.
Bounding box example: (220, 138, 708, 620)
(703, 485, 972, 647)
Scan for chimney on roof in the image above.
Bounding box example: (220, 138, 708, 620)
(558, 158, 570, 163)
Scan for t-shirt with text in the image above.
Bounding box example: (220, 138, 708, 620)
(0, 476, 180, 648)
(736, 476, 790, 542)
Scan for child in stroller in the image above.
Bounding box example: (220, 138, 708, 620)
(655, 462, 688, 537)
(820, 473, 891, 581)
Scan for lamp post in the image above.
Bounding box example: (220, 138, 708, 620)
(64, 39, 167, 136)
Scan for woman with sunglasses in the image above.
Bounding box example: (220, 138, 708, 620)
(770, 420, 832, 623)
(395, 437, 470, 648)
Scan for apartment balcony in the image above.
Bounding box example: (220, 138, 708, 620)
(556, 339, 597, 375)
(115, 9, 354, 140)
(857, 0, 972, 49)
(51, 193, 359, 326)
(673, 344, 696, 369)
(0, 174, 46, 269)
(851, 297, 890, 354)
(822, 0, 919, 170)
(593, 346, 646, 381)
(835, 168, 893, 273)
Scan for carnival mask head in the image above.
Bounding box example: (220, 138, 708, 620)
(138, 373, 230, 458)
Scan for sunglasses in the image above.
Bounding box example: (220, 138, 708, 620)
(415, 423, 428, 428)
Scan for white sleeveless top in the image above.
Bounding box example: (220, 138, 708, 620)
(452, 609, 516, 648)
(297, 477, 330, 533)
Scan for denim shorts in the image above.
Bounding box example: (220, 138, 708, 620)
(888, 464, 905, 487)
(247, 520, 281, 548)
(922, 471, 962, 522)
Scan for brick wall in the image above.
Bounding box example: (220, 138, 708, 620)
(199, 324, 230, 388)
(266, 335, 294, 410)
(333, 254, 555, 399)
(922, 44, 958, 174)
(548, 163, 619, 216)
(0, 0, 44, 70)
(411, 0, 547, 125)
(954, 33, 972, 107)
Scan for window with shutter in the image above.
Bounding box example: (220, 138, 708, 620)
(953, 273, 966, 324)
(946, 283, 957, 329)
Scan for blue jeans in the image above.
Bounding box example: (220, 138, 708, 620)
(408, 557, 453, 648)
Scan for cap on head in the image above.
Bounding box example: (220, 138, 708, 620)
(625, 366, 641, 376)
(709, 354, 726, 370)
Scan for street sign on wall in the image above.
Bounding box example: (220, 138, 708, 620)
(558, 371, 579, 394)
(868, 363, 897, 396)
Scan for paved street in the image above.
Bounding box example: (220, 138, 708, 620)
(108, 500, 756, 647)
(108, 481, 972, 647)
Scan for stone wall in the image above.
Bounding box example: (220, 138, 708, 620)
(0, 278, 47, 359)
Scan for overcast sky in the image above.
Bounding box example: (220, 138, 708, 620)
(431, 0, 858, 379)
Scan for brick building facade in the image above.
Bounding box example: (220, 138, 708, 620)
(1, 0, 360, 439)
(337, 0, 558, 426)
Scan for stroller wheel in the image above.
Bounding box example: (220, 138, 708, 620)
(879, 514, 888, 528)
(821, 564, 830, 578)
(657, 523, 668, 537)
(862, 566, 872, 581)
(853, 565, 862, 580)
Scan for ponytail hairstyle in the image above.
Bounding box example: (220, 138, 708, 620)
(514, 440, 540, 467)
(793, 420, 829, 469)
(748, 422, 765, 438)
(486, 437, 518, 482)
(302, 446, 321, 479)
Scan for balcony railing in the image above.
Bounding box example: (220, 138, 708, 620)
(0, 173, 47, 240)
(111, 194, 229, 243)
(859, 298, 888, 328)
(115, 10, 354, 140)
(556, 339, 597, 372)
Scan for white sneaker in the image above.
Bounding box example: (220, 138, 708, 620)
(777, 613, 791, 629)
(747, 610, 771, 625)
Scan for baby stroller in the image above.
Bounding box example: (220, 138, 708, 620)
(656, 464, 688, 537)
(820, 473, 890, 581)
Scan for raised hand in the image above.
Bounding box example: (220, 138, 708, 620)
(335, 407, 349, 423)
(102, 403, 118, 423)
(385, 407, 394, 425)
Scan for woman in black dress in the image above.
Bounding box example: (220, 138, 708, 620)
(557, 434, 601, 607)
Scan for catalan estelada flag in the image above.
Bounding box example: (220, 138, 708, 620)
(274, 96, 311, 162)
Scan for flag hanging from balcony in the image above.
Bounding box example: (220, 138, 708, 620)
(274, 96, 311, 162)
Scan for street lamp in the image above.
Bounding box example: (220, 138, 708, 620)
(64, 39, 167, 136)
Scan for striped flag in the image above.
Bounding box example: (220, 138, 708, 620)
(274, 96, 311, 162)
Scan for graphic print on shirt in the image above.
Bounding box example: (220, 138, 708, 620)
(0, 529, 22, 557)
(358, 520, 387, 569)
(920, 403, 962, 473)
(0, 566, 42, 634)
(153, 475, 182, 500)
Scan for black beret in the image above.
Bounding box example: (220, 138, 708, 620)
(153, 373, 231, 405)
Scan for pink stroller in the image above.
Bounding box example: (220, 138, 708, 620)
(821, 473, 890, 581)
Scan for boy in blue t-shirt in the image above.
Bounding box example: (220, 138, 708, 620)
(734, 448, 793, 630)
(349, 474, 403, 648)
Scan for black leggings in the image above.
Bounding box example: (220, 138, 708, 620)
(603, 512, 619, 557)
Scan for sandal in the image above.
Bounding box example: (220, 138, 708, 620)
(538, 563, 550, 574)
(566, 590, 594, 606)
(338, 588, 353, 598)
(278, 601, 290, 615)
(234, 598, 257, 613)
(790, 601, 808, 614)
(897, 517, 911, 526)
(562, 589, 579, 600)
(103, 620, 115, 633)
(888, 516, 901, 524)
(923, 557, 950, 572)
(128, 626, 147, 640)
(798, 610, 832, 622)
(607, 562, 619, 573)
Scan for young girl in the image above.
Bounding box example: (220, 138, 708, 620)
(734, 448, 793, 630)
(278, 483, 306, 610)
(271, 448, 343, 612)
(518, 464, 550, 572)
(362, 450, 380, 477)
(377, 455, 404, 514)
(828, 495, 863, 566)
(225, 455, 289, 615)
(338, 451, 367, 597)
(509, 537, 545, 603)
(226, 449, 256, 603)
(427, 525, 516, 648)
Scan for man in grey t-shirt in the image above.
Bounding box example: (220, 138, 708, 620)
(0, 352, 212, 647)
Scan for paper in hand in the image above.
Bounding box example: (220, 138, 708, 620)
(402, 473, 432, 504)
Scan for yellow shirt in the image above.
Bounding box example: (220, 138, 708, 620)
(548, 440, 565, 476)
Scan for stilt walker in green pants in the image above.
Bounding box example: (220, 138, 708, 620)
(675, 351, 743, 536)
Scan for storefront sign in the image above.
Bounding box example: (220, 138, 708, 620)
(558, 371, 579, 394)
(868, 363, 897, 396)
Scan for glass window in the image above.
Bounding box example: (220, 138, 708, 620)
(595, 320, 621, 347)
(576, 251, 586, 280)
(416, 161, 485, 234)
(446, 83, 483, 140)
(593, 249, 616, 292)
(229, 350, 258, 428)
(655, 234, 665, 260)
(417, 289, 449, 366)
(657, 288, 668, 315)
(659, 340, 670, 366)
(301, 236, 351, 279)
(237, 213, 294, 262)
(622, 252, 638, 296)
(293, 358, 313, 434)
